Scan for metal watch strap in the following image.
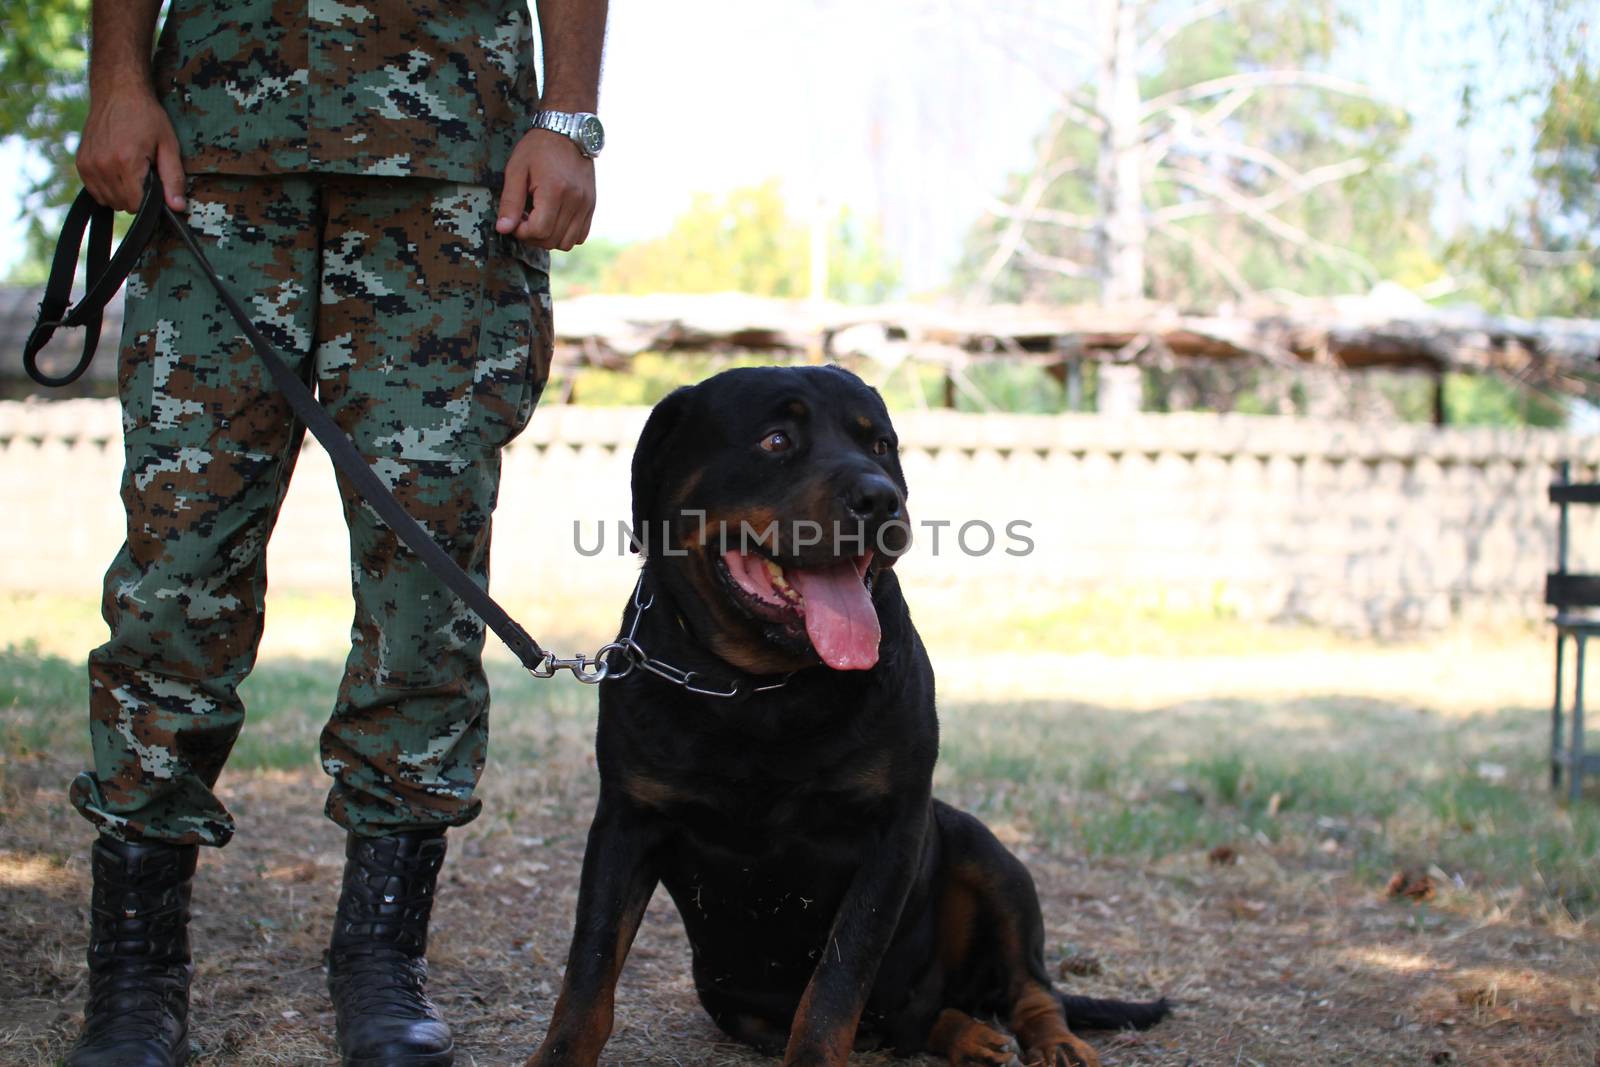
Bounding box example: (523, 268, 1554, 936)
(531, 109, 601, 157)
(533, 110, 575, 138)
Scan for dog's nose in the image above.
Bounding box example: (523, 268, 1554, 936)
(843, 474, 902, 522)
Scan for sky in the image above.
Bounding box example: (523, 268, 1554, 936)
(0, 0, 1588, 293)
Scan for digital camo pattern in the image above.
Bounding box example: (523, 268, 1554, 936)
(72, 173, 553, 846)
(151, 1, 538, 185)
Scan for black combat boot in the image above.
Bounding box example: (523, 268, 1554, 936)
(326, 830, 454, 1066)
(66, 836, 198, 1067)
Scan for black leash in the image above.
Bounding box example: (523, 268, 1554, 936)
(24, 172, 603, 682)
(25, 171, 790, 698)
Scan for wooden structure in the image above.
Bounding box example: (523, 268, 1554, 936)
(6, 285, 1599, 410)
(551, 291, 1600, 407)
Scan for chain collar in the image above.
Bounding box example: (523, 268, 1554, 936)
(595, 576, 794, 698)
(527, 576, 796, 698)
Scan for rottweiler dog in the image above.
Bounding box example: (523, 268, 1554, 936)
(526, 366, 1168, 1067)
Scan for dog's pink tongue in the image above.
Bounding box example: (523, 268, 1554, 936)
(789, 562, 880, 670)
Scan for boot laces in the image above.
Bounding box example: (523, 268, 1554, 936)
(331, 948, 436, 1017)
(81, 966, 187, 1041)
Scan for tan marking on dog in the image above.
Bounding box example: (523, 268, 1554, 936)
(785, 978, 861, 1067)
(667, 468, 704, 512)
(850, 756, 895, 797)
(926, 1008, 1022, 1066)
(1010, 985, 1099, 1067)
(621, 774, 686, 809)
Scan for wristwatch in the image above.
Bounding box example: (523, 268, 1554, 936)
(530, 110, 605, 158)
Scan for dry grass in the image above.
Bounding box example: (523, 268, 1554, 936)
(3, 592, 1600, 1065)
(6, 728, 1600, 1065)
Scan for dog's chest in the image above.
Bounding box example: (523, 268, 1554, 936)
(644, 753, 892, 855)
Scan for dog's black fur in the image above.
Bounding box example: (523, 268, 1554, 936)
(526, 366, 1168, 1067)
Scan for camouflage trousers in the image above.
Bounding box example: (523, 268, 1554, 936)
(70, 174, 553, 847)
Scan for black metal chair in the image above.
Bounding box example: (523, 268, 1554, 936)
(1548, 461, 1600, 801)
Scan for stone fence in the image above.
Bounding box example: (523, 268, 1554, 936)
(3, 399, 1596, 636)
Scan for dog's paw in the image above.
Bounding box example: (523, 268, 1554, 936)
(945, 1020, 1024, 1067)
(1024, 1036, 1101, 1067)
(523, 1038, 600, 1067)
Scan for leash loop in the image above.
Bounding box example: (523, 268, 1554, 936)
(24, 171, 163, 387)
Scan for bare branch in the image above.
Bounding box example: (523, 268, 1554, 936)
(1056, 91, 1109, 135)
(1162, 162, 1379, 283)
(1152, 219, 1254, 300)
(1153, 157, 1370, 224)
(1177, 135, 1304, 184)
(1016, 237, 1095, 279)
(966, 22, 1107, 132)
(1521, 247, 1598, 267)
(983, 200, 1098, 230)
(1143, 86, 1256, 168)
(1141, 69, 1382, 120)
(976, 112, 1075, 291)
(1137, 0, 1259, 66)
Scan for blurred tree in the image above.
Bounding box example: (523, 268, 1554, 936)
(600, 180, 898, 302)
(1, 0, 92, 281)
(1447, 61, 1598, 318)
(960, 0, 1434, 307)
(550, 238, 623, 300)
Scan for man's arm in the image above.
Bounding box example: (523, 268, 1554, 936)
(495, 0, 609, 251)
(77, 0, 187, 213)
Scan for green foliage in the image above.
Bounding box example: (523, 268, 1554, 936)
(1534, 62, 1600, 234)
(1, 0, 91, 280)
(1446, 61, 1599, 319)
(549, 237, 623, 300)
(599, 180, 898, 303)
(564, 352, 782, 406)
(1444, 373, 1568, 428)
(563, 354, 1562, 426)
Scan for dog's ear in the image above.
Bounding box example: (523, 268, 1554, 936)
(630, 385, 695, 554)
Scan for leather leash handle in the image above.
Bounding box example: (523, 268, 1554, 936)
(24, 172, 164, 387)
(24, 169, 553, 673)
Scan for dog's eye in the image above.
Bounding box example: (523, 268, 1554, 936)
(760, 431, 792, 453)
(873, 437, 892, 456)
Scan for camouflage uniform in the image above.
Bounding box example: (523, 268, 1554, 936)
(71, 0, 552, 847)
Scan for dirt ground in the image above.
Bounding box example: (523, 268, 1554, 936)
(5, 748, 1599, 1067)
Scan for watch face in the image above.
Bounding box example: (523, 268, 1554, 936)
(578, 115, 605, 155)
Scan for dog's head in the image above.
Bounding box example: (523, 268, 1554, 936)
(631, 365, 911, 675)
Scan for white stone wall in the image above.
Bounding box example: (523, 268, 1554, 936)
(3, 399, 1596, 635)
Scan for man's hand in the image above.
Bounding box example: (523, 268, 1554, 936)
(78, 1, 183, 214)
(495, 129, 596, 252)
(76, 89, 187, 213)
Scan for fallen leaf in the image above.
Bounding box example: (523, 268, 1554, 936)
(1059, 954, 1103, 978)
(1387, 868, 1438, 903)
(1208, 845, 1239, 866)
(264, 861, 318, 883)
(1223, 897, 1268, 920)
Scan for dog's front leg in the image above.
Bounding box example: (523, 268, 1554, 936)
(782, 793, 930, 1067)
(525, 791, 659, 1067)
